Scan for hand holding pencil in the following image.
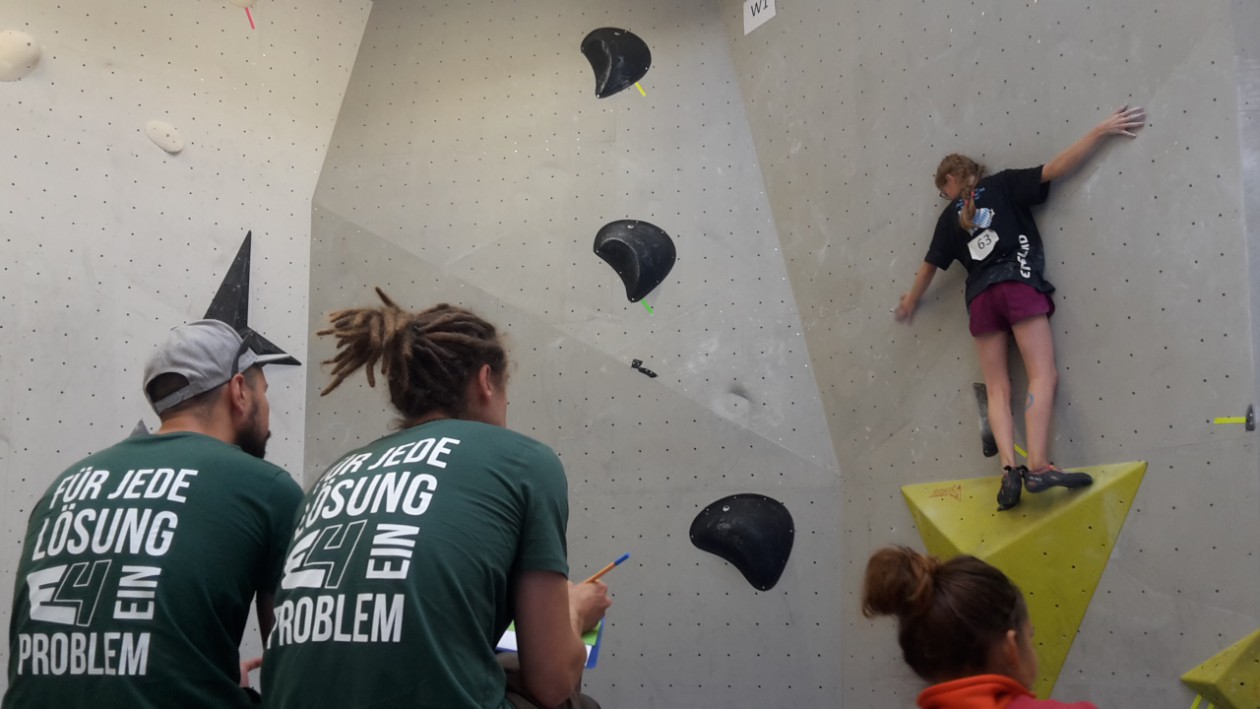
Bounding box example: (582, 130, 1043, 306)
(569, 553, 627, 634)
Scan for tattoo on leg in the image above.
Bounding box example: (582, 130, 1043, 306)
(1025, 393, 1035, 411)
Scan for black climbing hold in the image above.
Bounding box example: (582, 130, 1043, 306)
(580, 27, 651, 99)
(974, 383, 997, 457)
(204, 231, 300, 366)
(593, 220, 675, 302)
(630, 359, 658, 378)
(690, 493, 794, 591)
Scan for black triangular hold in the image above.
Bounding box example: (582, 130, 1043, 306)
(241, 327, 299, 366)
(205, 231, 252, 329)
(203, 231, 300, 366)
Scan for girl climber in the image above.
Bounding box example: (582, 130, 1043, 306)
(894, 105, 1146, 511)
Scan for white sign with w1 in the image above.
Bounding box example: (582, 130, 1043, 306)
(744, 0, 776, 35)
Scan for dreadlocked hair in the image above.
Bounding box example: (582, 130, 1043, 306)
(317, 287, 507, 421)
(935, 154, 986, 231)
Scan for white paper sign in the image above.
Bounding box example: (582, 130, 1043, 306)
(968, 229, 1000, 262)
(744, 0, 776, 35)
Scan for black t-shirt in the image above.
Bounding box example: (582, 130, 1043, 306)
(925, 166, 1055, 305)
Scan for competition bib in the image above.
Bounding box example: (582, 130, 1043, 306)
(968, 229, 999, 262)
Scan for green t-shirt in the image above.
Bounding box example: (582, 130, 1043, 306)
(262, 419, 570, 709)
(3, 432, 304, 709)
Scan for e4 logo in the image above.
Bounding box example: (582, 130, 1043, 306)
(27, 561, 112, 627)
(281, 521, 368, 591)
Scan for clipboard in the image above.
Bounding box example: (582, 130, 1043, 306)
(496, 620, 604, 669)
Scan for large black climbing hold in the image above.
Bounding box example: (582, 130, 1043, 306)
(593, 219, 675, 302)
(204, 231, 300, 366)
(581, 27, 651, 98)
(690, 493, 794, 591)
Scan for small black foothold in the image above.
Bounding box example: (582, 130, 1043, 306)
(630, 359, 657, 378)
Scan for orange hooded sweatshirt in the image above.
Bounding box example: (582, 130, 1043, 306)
(918, 675, 1098, 709)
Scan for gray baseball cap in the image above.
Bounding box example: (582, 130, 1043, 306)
(143, 319, 293, 414)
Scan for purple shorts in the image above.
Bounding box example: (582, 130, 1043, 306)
(968, 281, 1055, 336)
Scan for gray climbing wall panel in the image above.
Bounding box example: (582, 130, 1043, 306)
(1238, 0, 1260, 420)
(310, 0, 835, 471)
(722, 0, 1260, 705)
(306, 0, 843, 706)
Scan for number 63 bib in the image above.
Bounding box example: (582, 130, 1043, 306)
(968, 229, 999, 262)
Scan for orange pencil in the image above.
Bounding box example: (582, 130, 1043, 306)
(582, 553, 630, 584)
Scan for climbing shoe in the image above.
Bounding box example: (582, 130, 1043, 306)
(997, 465, 1024, 511)
(1024, 464, 1093, 493)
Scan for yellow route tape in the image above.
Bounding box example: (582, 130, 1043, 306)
(1213, 417, 1247, 424)
(636, 82, 646, 96)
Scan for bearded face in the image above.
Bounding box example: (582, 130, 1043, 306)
(236, 369, 272, 459)
(238, 402, 271, 459)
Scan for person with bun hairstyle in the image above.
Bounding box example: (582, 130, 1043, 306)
(262, 289, 610, 709)
(894, 106, 1146, 511)
(863, 546, 1096, 708)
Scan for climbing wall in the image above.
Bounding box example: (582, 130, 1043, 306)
(4, 0, 1258, 705)
(304, 0, 844, 705)
(721, 0, 1260, 705)
(0, 0, 372, 694)
(1238, 0, 1260, 414)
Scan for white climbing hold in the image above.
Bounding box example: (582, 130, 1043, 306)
(145, 120, 184, 154)
(0, 30, 41, 81)
(228, 0, 255, 7)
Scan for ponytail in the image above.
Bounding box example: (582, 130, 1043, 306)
(318, 287, 507, 420)
(862, 546, 1025, 683)
(935, 154, 986, 231)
